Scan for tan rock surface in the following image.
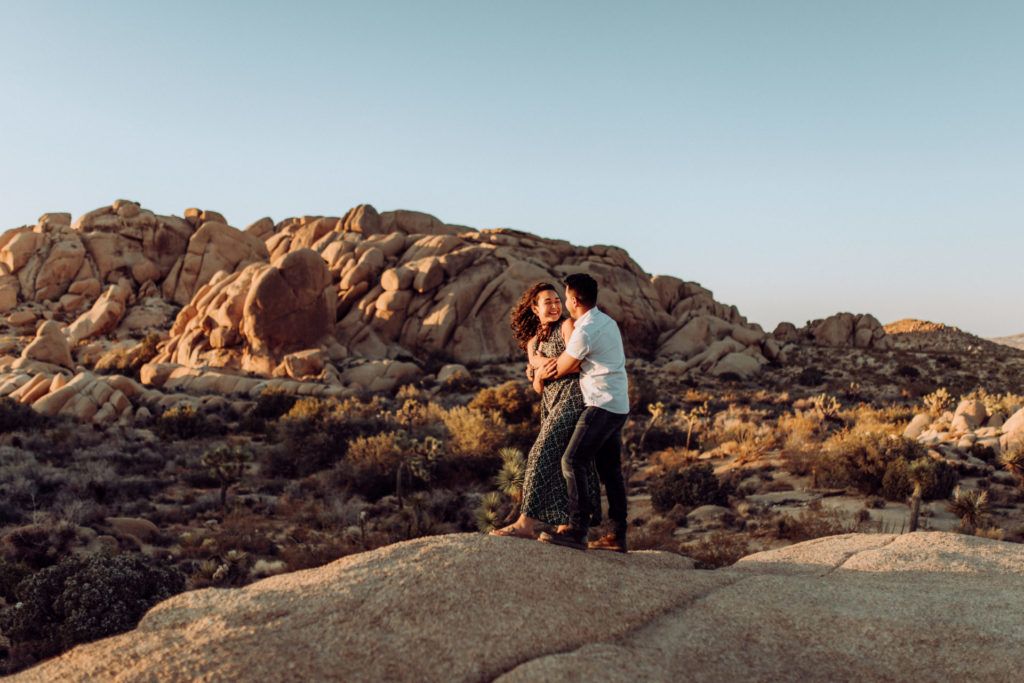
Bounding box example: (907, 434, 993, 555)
(21, 319, 73, 368)
(13, 532, 1024, 682)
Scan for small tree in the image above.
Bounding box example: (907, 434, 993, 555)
(200, 444, 252, 509)
(906, 458, 936, 532)
(948, 487, 990, 535)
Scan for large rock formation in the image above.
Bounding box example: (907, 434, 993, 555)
(11, 532, 1024, 682)
(0, 200, 783, 411)
(774, 312, 892, 350)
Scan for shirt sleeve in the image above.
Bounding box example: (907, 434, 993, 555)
(565, 326, 589, 360)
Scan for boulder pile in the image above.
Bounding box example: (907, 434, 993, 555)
(773, 312, 892, 350)
(0, 200, 782, 421)
(902, 398, 1024, 482)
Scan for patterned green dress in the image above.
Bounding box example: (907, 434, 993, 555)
(521, 324, 602, 527)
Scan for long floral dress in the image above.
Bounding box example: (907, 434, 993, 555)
(520, 324, 602, 527)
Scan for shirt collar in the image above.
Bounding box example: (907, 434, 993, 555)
(576, 307, 598, 325)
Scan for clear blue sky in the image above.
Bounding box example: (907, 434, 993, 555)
(1, 1, 1022, 337)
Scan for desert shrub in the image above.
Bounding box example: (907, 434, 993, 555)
(254, 386, 299, 420)
(0, 397, 46, 434)
(816, 431, 928, 495)
(0, 554, 185, 672)
(266, 398, 373, 478)
(896, 364, 920, 379)
(650, 463, 730, 512)
(772, 505, 854, 542)
(333, 432, 408, 499)
(681, 531, 752, 569)
(154, 404, 222, 440)
(0, 559, 31, 603)
(441, 406, 508, 461)
(468, 381, 537, 424)
(880, 457, 958, 502)
(796, 367, 825, 386)
(0, 523, 78, 570)
(969, 442, 997, 464)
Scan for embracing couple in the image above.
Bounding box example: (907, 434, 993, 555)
(491, 273, 629, 552)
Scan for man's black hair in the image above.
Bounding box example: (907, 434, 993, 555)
(564, 273, 598, 308)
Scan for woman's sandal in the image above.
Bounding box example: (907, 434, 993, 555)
(489, 525, 535, 539)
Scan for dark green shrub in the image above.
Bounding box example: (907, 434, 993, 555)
(797, 367, 825, 386)
(0, 559, 30, 603)
(252, 387, 299, 421)
(154, 404, 222, 440)
(651, 463, 730, 512)
(0, 397, 46, 433)
(0, 554, 185, 669)
(265, 398, 371, 478)
(896, 364, 921, 379)
(969, 442, 997, 464)
(819, 431, 932, 496)
(880, 457, 957, 501)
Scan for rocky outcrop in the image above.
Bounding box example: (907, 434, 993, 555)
(885, 318, 1022, 356)
(12, 532, 1024, 682)
(0, 200, 783, 424)
(775, 312, 892, 350)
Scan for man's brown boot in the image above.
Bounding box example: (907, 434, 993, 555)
(588, 532, 627, 553)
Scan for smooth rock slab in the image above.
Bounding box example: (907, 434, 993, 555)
(13, 532, 1024, 683)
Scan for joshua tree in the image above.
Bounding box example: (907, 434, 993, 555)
(907, 458, 936, 532)
(392, 432, 442, 509)
(1001, 443, 1024, 491)
(638, 401, 666, 453)
(493, 447, 527, 523)
(682, 401, 709, 451)
(200, 444, 252, 509)
(947, 486, 990, 535)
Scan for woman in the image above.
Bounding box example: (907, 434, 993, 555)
(490, 282, 601, 538)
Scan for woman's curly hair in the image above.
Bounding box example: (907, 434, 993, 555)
(510, 282, 561, 351)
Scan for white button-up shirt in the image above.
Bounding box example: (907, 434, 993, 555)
(565, 307, 629, 415)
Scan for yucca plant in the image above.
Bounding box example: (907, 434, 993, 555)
(1001, 444, 1024, 491)
(947, 486, 991, 535)
(493, 447, 526, 523)
(476, 492, 504, 532)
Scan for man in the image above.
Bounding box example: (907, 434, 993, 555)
(535, 273, 630, 552)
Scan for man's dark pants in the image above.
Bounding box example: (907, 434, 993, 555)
(561, 406, 629, 533)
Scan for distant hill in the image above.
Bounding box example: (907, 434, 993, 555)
(989, 333, 1024, 352)
(883, 318, 1024, 356)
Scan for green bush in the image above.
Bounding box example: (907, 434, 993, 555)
(265, 398, 371, 478)
(154, 404, 222, 440)
(880, 457, 958, 501)
(0, 559, 30, 603)
(651, 463, 730, 512)
(0, 554, 185, 670)
(818, 431, 932, 496)
(0, 398, 46, 434)
(796, 367, 825, 386)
